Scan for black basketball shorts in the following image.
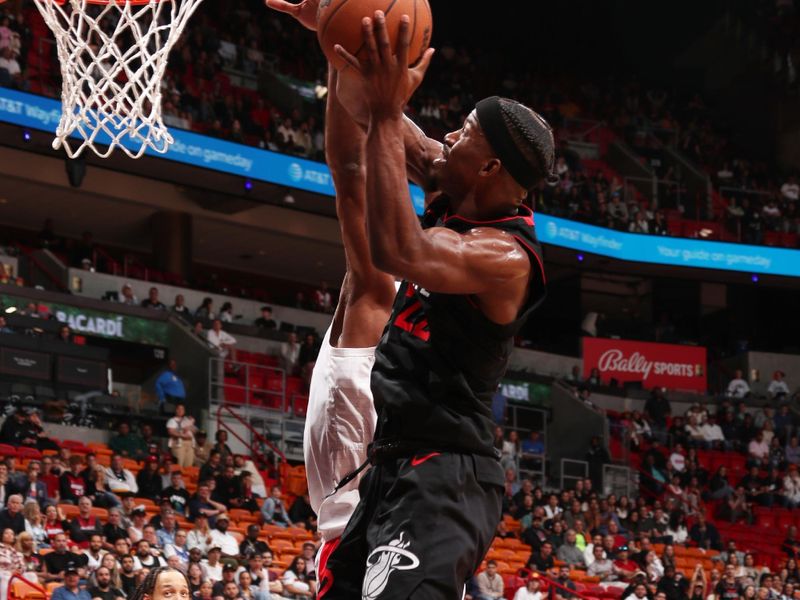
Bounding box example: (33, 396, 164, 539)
(318, 452, 504, 600)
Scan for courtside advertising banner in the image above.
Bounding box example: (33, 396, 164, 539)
(582, 338, 707, 392)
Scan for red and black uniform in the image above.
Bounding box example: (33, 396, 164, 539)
(322, 204, 545, 600)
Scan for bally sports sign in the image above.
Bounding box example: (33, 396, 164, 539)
(582, 338, 707, 392)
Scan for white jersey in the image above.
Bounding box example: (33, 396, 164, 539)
(304, 324, 377, 542)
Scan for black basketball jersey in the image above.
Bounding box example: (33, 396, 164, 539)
(371, 204, 546, 457)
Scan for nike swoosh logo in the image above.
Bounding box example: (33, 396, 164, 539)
(411, 452, 440, 467)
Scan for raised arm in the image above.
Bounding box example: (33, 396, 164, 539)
(325, 66, 395, 347)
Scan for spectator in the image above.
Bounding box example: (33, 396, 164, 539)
(281, 556, 315, 598)
(193, 431, 212, 468)
(526, 541, 555, 573)
(585, 436, 611, 490)
(188, 483, 226, 525)
(644, 388, 671, 442)
(280, 332, 301, 375)
(553, 565, 577, 600)
(87, 565, 124, 600)
(781, 176, 799, 202)
(0, 316, 12, 334)
(254, 306, 277, 329)
(475, 560, 504, 600)
(239, 524, 269, 559)
(118, 283, 138, 306)
(68, 496, 102, 549)
(194, 298, 215, 321)
(108, 423, 148, 461)
(14, 463, 48, 509)
(104, 455, 138, 496)
(727, 369, 750, 399)
(260, 486, 292, 528)
(0, 495, 24, 534)
(141, 287, 166, 310)
(101, 508, 127, 550)
(155, 360, 187, 411)
(199, 451, 223, 484)
(768, 371, 790, 400)
(211, 563, 239, 597)
(156, 509, 179, 549)
(206, 319, 237, 358)
(209, 514, 238, 558)
(700, 416, 726, 449)
(136, 457, 163, 501)
(748, 432, 770, 467)
(50, 568, 90, 600)
(219, 302, 234, 323)
(118, 556, 137, 597)
(689, 513, 721, 551)
(171, 294, 191, 321)
(613, 546, 639, 581)
(557, 529, 585, 568)
(167, 403, 196, 468)
(132, 540, 164, 571)
(43, 533, 87, 582)
(161, 471, 191, 516)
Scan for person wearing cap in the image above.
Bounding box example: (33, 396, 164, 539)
(209, 513, 239, 558)
(212, 562, 240, 598)
(127, 506, 148, 544)
(50, 567, 91, 600)
(513, 574, 543, 600)
(155, 359, 187, 413)
(202, 546, 224, 582)
(187, 513, 213, 555)
(613, 546, 639, 582)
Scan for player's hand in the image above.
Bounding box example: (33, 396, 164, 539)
(335, 11, 434, 120)
(265, 0, 320, 31)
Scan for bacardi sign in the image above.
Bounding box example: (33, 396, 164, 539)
(583, 338, 707, 392)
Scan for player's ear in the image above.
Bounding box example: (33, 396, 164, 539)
(479, 158, 502, 178)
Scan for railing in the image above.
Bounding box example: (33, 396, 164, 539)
(559, 458, 588, 491)
(209, 357, 287, 413)
(215, 403, 287, 473)
(515, 569, 599, 600)
(8, 573, 48, 600)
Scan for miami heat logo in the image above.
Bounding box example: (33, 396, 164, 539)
(362, 532, 420, 600)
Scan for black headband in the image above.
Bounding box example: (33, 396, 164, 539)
(475, 96, 555, 190)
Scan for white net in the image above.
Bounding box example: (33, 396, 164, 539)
(32, 0, 204, 158)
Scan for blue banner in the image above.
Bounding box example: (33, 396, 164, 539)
(536, 214, 800, 277)
(1, 87, 798, 277)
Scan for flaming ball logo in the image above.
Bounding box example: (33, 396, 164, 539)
(362, 532, 420, 599)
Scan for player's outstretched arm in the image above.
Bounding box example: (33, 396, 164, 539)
(325, 65, 395, 348)
(265, 0, 442, 191)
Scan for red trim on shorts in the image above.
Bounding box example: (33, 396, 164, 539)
(317, 537, 341, 599)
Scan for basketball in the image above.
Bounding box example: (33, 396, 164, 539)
(318, 0, 433, 70)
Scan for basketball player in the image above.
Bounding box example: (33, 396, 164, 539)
(311, 13, 554, 600)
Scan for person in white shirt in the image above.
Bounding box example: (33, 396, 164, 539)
(104, 454, 138, 495)
(727, 369, 750, 399)
(206, 319, 237, 358)
(781, 176, 799, 202)
(209, 514, 239, 558)
(685, 415, 705, 446)
(700, 417, 725, 448)
(201, 546, 223, 582)
(280, 332, 301, 376)
(783, 467, 800, 508)
(583, 534, 604, 567)
(513, 575, 543, 600)
(186, 514, 213, 554)
(768, 371, 791, 400)
(669, 444, 686, 472)
(166, 403, 196, 468)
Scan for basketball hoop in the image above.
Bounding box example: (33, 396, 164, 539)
(32, 0, 204, 158)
